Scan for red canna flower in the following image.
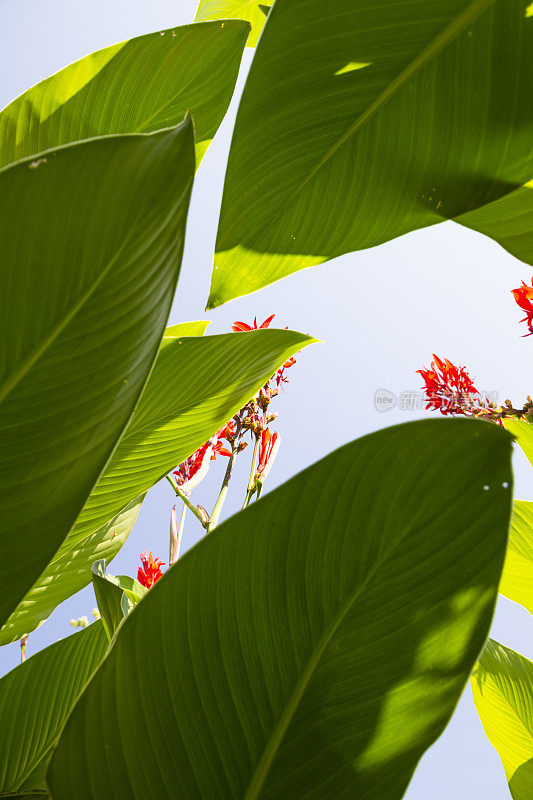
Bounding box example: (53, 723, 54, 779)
(173, 441, 213, 495)
(138, 551, 165, 589)
(231, 314, 275, 332)
(211, 439, 232, 458)
(172, 422, 234, 494)
(416, 354, 481, 416)
(511, 277, 533, 336)
(254, 428, 280, 487)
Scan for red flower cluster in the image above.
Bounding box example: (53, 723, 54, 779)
(137, 551, 165, 589)
(417, 354, 481, 416)
(232, 314, 297, 387)
(511, 278, 533, 336)
(173, 422, 233, 495)
(231, 314, 275, 332)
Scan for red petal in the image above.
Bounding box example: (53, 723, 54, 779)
(259, 314, 276, 329)
(231, 321, 252, 332)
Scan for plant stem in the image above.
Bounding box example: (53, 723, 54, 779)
(166, 474, 207, 528)
(242, 436, 260, 509)
(207, 447, 238, 534)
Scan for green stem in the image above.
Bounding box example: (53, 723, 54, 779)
(242, 436, 260, 509)
(207, 447, 238, 534)
(166, 475, 207, 528)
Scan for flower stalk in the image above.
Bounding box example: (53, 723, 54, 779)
(166, 474, 209, 528)
(242, 436, 261, 509)
(207, 417, 242, 533)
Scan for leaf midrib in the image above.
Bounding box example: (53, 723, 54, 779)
(243, 513, 425, 800)
(0, 188, 179, 407)
(476, 666, 533, 760)
(222, 0, 497, 242)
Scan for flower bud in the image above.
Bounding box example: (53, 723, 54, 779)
(196, 504, 211, 526)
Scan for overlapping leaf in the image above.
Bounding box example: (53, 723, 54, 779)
(91, 560, 144, 641)
(49, 419, 512, 800)
(0, 326, 312, 644)
(505, 419, 533, 467)
(0, 21, 249, 169)
(499, 500, 533, 615)
(472, 640, 533, 800)
(0, 623, 107, 796)
(195, 1, 269, 47)
(0, 120, 195, 629)
(209, 0, 532, 308)
(0, 496, 144, 646)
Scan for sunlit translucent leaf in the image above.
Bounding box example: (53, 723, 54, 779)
(473, 640, 533, 800)
(499, 499, 533, 615)
(504, 419, 533, 467)
(194, 2, 268, 47)
(209, 0, 532, 308)
(0, 21, 249, 169)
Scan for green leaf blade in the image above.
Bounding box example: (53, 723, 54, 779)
(0, 496, 144, 646)
(0, 21, 249, 169)
(0, 120, 195, 628)
(48, 419, 512, 799)
(91, 561, 127, 641)
(499, 499, 533, 615)
(472, 640, 533, 799)
(210, 0, 532, 307)
(0, 623, 107, 795)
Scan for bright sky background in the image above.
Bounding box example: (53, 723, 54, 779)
(1, 2, 532, 797)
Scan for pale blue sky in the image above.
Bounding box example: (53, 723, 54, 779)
(2, 2, 532, 797)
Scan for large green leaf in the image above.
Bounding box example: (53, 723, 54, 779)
(0, 120, 195, 629)
(0, 327, 312, 644)
(194, 1, 269, 47)
(208, 0, 532, 308)
(48, 419, 512, 799)
(0, 622, 107, 797)
(0, 21, 249, 169)
(472, 640, 533, 800)
(499, 500, 533, 614)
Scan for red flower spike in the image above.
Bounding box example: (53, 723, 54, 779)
(416, 355, 481, 416)
(511, 277, 533, 336)
(138, 551, 165, 589)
